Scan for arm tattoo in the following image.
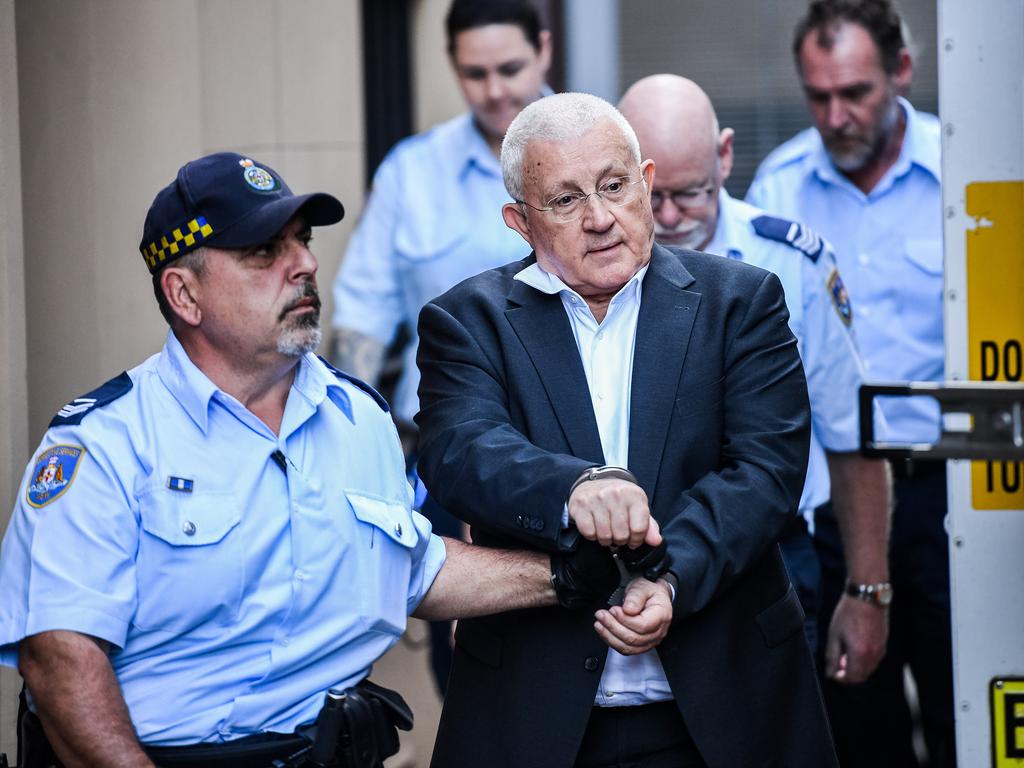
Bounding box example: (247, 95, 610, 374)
(329, 328, 388, 384)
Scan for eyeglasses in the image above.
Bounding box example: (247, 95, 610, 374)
(517, 176, 645, 223)
(650, 185, 716, 212)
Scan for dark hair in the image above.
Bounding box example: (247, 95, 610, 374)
(793, 0, 906, 75)
(445, 0, 544, 56)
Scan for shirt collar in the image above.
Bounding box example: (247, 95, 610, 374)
(458, 85, 556, 181)
(155, 331, 341, 434)
(291, 352, 342, 409)
(513, 260, 649, 307)
(155, 330, 222, 434)
(460, 114, 502, 179)
(900, 97, 941, 180)
(808, 97, 939, 190)
(705, 189, 744, 259)
(282, 353, 352, 437)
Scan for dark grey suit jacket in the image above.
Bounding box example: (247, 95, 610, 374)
(416, 245, 836, 767)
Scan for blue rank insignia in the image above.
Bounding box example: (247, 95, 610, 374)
(27, 445, 86, 508)
(751, 214, 825, 262)
(827, 267, 853, 326)
(167, 476, 194, 493)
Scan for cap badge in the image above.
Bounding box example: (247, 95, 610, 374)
(239, 158, 279, 192)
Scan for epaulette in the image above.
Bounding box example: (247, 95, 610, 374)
(317, 356, 390, 413)
(751, 215, 825, 263)
(49, 371, 133, 428)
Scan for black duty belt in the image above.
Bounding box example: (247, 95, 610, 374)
(19, 679, 412, 768)
(144, 731, 309, 767)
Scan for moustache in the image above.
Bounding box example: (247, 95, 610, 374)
(823, 126, 865, 144)
(654, 220, 701, 236)
(279, 283, 321, 321)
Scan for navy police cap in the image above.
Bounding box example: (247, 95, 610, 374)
(139, 152, 344, 273)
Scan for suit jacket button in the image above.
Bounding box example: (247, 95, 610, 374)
(584, 656, 599, 672)
(531, 518, 544, 531)
(516, 515, 524, 526)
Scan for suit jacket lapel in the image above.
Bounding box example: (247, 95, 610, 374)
(629, 245, 700, 495)
(505, 275, 605, 463)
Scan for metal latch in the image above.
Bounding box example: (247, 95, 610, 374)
(859, 381, 1024, 460)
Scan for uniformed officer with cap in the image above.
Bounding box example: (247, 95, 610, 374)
(619, 75, 892, 685)
(0, 152, 626, 767)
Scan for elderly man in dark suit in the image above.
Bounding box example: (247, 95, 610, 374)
(415, 92, 836, 768)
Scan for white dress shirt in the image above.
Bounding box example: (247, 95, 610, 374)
(515, 261, 673, 707)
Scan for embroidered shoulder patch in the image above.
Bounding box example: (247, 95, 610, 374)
(751, 214, 825, 262)
(827, 267, 853, 326)
(27, 445, 86, 508)
(49, 371, 133, 428)
(317, 356, 390, 413)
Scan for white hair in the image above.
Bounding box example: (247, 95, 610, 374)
(501, 92, 642, 202)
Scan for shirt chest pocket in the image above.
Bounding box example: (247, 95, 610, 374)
(393, 226, 473, 299)
(900, 238, 944, 336)
(393, 216, 468, 265)
(345, 492, 418, 635)
(134, 489, 243, 634)
(902, 237, 943, 275)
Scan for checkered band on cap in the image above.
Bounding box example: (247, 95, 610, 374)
(141, 215, 214, 271)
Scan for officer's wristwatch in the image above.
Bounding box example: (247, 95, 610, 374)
(844, 580, 894, 608)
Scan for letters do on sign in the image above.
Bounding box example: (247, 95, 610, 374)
(966, 182, 1024, 510)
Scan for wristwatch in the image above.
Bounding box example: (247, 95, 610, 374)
(844, 580, 894, 607)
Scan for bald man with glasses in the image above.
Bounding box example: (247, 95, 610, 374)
(620, 74, 891, 689)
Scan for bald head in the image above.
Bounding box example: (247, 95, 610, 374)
(618, 75, 734, 251)
(619, 74, 719, 162)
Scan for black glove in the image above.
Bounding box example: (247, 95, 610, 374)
(617, 540, 669, 582)
(550, 540, 620, 609)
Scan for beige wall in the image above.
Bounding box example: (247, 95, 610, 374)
(17, 0, 365, 442)
(0, 0, 29, 754)
(411, 0, 465, 132)
(0, 0, 28, 539)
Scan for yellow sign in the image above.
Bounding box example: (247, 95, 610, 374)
(966, 182, 1024, 509)
(992, 678, 1024, 767)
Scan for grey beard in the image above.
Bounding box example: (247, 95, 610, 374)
(278, 321, 322, 357)
(826, 99, 900, 173)
(655, 222, 710, 250)
(827, 140, 875, 172)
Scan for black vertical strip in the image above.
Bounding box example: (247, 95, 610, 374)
(271, 450, 288, 474)
(541, 0, 566, 93)
(361, 0, 414, 187)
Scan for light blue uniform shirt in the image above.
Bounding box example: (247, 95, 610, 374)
(0, 331, 446, 745)
(706, 191, 868, 521)
(747, 97, 943, 443)
(332, 112, 531, 422)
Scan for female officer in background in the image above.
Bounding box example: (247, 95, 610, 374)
(328, 0, 552, 694)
